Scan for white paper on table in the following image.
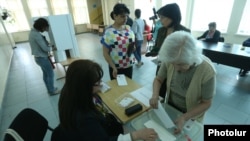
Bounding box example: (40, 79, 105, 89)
(130, 87, 152, 107)
(100, 82, 111, 93)
(116, 74, 127, 86)
(153, 101, 175, 128)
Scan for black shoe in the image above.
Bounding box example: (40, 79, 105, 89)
(145, 51, 158, 57)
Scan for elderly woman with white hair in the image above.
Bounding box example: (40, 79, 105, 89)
(149, 31, 216, 134)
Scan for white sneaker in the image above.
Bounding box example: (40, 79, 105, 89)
(49, 88, 61, 96)
(136, 62, 144, 67)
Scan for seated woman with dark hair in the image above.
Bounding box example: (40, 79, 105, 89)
(51, 59, 158, 141)
(197, 22, 221, 43)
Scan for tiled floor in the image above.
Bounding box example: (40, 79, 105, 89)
(1, 33, 250, 140)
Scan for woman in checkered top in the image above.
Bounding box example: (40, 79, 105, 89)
(101, 3, 136, 80)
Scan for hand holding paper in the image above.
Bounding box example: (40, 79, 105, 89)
(153, 101, 175, 129)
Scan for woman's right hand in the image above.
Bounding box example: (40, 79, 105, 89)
(149, 96, 159, 109)
(132, 128, 158, 141)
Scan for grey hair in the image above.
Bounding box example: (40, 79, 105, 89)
(158, 31, 203, 66)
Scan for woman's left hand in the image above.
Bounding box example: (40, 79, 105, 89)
(112, 67, 118, 78)
(174, 115, 186, 134)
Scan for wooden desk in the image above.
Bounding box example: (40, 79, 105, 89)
(99, 77, 150, 124)
(57, 57, 81, 80)
(60, 58, 81, 71)
(199, 41, 250, 71)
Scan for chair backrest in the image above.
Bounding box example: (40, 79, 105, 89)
(4, 108, 53, 141)
(219, 37, 225, 42)
(242, 38, 250, 47)
(51, 125, 82, 141)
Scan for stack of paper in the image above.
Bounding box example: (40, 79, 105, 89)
(130, 87, 152, 107)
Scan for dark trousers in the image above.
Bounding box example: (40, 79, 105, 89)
(109, 66, 133, 80)
(156, 65, 167, 99)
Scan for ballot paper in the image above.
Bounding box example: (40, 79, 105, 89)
(130, 87, 152, 107)
(153, 101, 175, 129)
(116, 74, 127, 86)
(100, 82, 111, 93)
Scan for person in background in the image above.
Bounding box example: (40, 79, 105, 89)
(143, 19, 153, 46)
(151, 19, 162, 41)
(145, 3, 190, 57)
(28, 18, 60, 95)
(51, 59, 158, 141)
(197, 22, 221, 43)
(239, 38, 250, 76)
(145, 3, 191, 99)
(149, 31, 216, 134)
(126, 15, 133, 27)
(132, 9, 145, 67)
(101, 3, 136, 80)
(146, 19, 162, 52)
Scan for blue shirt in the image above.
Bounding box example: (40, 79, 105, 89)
(29, 28, 51, 57)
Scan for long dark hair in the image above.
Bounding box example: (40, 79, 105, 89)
(58, 59, 103, 129)
(157, 3, 181, 28)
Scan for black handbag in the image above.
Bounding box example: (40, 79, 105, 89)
(127, 42, 135, 57)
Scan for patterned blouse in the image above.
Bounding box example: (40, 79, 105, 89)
(101, 25, 135, 69)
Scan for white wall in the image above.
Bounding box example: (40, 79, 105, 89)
(6, 0, 250, 44)
(11, 24, 88, 43)
(0, 17, 13, 125)
(191, 0, 248, 44)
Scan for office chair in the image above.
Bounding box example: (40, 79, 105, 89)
(3, 108, 54, 141)
(239, 38, 250, 76)
(219, 37, 225, 42)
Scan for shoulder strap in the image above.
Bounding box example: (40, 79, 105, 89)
(4, 128, 24, 141)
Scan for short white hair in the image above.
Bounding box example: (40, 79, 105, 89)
(158, 31, 203, 66)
